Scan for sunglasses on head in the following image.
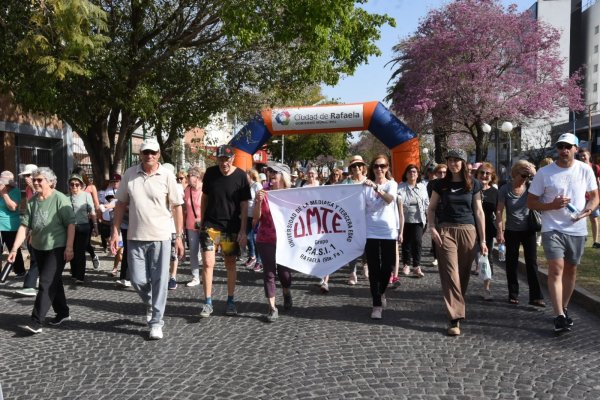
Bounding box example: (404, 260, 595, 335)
(142, 150, 158, 156)
(373, 163, 388, 170)
(556, 143, 573, 150)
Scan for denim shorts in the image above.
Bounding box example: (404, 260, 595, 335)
(541, 230, 586, 265)
(199, 227, 240, 256)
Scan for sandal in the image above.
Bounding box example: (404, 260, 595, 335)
(529, 299, 546, 307)
(508, 298, 519, 305)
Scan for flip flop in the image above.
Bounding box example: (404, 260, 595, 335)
(508, 298, 519, 305)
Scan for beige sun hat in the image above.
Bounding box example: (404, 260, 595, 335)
(348, 155, 366, 167)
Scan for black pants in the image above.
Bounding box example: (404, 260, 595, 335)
(1, 230, 25, 274)
(86, 220, 97, 260)
(505, 229, 543, 302)
(365, 238, 396, 307)
(119, 228, 129, 280)
(71, 224, 91, 280)
(23, 242, 39, 289)
(401, 222, 424, 268)
(31, 247, 69, 323)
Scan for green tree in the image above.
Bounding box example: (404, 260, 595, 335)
(1, 1, 393, 186)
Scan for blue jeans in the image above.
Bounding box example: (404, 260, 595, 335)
(246, 217, 259, 261)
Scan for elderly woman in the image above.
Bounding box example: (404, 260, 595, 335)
(184, 166, 204, 287)
(496, 160, 544, 307)
(254, 161, 293, 322)
(0, 171, 25, 276)
(8, 167, 76, 334)
(303, 168, 321, 187)
(427, 149, 487, 336)
(363, 154, 399, 320)
(67, 173, 97, 283)
(398, 164, 429, 279)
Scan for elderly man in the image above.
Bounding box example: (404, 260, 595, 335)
(198, 144, 251, 318)
(110, 139, 184, 340)
(527, 133, 598, 333)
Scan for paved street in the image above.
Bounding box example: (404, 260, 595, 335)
(1, 244, 600, 400)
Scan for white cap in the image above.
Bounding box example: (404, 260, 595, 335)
(19, 164, 38, 176)
(140, 139, 160, 152)
(556, 133, 579, 146)
(259, 173, 267, 181)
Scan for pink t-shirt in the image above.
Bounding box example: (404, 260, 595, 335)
(255, 192, 277, 244)
(184, 185, 202, 230)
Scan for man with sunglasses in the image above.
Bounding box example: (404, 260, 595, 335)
(198, 145, 251, 318)
(110, 139, 184, 340)
(527, 133, 598, 333)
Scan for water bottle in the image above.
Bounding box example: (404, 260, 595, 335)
(567, 203, 580, 220)
(498, 243, 506, 262)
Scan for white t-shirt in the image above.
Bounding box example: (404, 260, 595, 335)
(365, 180, 399, 239)
(528, 160, 597, 236)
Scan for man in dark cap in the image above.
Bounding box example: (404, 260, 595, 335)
(198, 145, 251, 318)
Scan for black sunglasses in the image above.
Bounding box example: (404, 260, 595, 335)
(556, 143, 573, 150)
(373, 163, 388, 169)
(142, 150, 158, 156)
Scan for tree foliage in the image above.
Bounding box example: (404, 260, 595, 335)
(387, 0, 584, 162)
(1, 0, 393, 186)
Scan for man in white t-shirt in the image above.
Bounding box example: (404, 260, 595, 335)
(527, 133, 598, 333)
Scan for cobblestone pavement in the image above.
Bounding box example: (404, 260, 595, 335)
(1, 244, 600, 400)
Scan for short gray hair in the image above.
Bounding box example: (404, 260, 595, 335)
(32, 167, 57, 187)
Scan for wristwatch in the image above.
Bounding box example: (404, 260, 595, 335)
(172, 233, 185, 240)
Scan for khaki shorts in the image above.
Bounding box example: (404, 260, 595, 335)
(199, 227, 240, 257)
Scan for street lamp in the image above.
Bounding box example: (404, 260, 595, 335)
(501, 122, 514, 170)
(271, 138, 285, 163)
(481, 123, 493, 168)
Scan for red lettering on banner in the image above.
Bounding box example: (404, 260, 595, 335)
(294, 207, 346, 238)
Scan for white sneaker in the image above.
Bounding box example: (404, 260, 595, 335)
(123, 280, 131, 287)
(432, 259, 438, 266)
(186, 277, 200, 287)
(370, 306, 383, 319)
(401, 265, 411, 276)
(320, 281, 329, 294)
(149, 326, 163, 340)
(483, 288, 492, 301)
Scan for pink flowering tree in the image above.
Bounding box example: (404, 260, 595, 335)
(387, 0, 584, 162)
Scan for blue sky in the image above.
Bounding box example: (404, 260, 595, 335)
(321, 0, 536, 105)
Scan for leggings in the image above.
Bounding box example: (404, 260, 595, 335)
(365, 238, 396, 307)
(256, 242, 291, 298)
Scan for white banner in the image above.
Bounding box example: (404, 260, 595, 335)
(271, 104, 364, 131)
(267, 184, 366, 278)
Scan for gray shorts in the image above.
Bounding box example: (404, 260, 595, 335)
(541, 230, 586, 265)
(591, 207, 600, 218)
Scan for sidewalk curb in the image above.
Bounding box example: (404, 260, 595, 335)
(511, 253, 600, 315)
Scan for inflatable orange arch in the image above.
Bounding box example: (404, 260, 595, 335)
(229, 101, 419, 182)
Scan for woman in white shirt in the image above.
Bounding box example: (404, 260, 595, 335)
(363, 154, 399, 320)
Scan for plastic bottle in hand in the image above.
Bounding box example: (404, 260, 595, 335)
(567, 203, 580, 221)
(498, 243, 506, 262)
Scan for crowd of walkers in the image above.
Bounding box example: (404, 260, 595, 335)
(1, 132, 598, 338)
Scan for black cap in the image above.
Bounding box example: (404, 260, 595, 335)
(216, 145, 235, 158)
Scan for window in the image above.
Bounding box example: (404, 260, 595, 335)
(594, 83, 598, 92)
(596, 25, 599, 34)
(595, 45, 599, 54)
(595, 64, 598, 73)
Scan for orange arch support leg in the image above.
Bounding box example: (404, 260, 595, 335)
(391, 138, 420, 182)
(233, 149, 254, 172)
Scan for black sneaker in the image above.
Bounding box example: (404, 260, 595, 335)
(554, 315, 571, 333)
(48, 315, 71, 326)
(283, 293, 293, 311)
(592, 242, 600, 249)
(24, 322, 43, 334)
(563, 308, 574, 327)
